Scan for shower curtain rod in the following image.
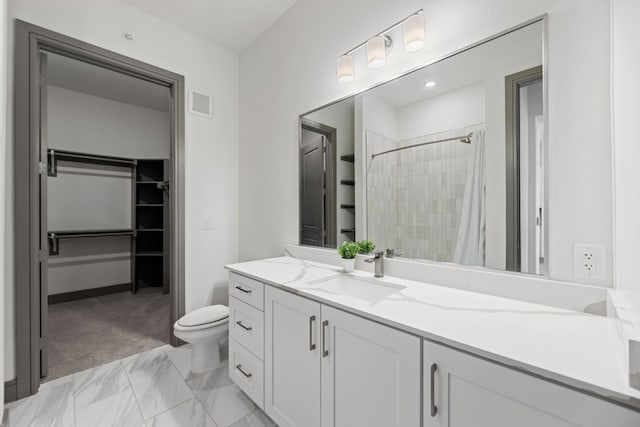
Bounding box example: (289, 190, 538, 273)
(371, 132, 473, 159)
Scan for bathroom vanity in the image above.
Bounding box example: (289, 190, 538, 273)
(226, 256, 640, 427)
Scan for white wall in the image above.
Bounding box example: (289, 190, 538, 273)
(239, 0, 613, 289)
(48, 85, 170, 158)
(612, 0, 640, 291)
(0, 0, 6, 406)
(5, 0, 239, 381)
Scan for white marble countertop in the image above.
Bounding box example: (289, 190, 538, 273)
(225, 256, 640, 411)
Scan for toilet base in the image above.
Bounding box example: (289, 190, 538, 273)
(191, 341, 222, 373)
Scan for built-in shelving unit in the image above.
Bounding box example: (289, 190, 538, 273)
(135, 160, 169, 294)
(340, 153, 356, 238)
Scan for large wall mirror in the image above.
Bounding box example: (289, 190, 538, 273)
(299, 20, 545, 275)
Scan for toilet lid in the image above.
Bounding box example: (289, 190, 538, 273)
(178, 305, 229, 328)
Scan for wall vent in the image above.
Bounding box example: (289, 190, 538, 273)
(189, 89, 212, 118)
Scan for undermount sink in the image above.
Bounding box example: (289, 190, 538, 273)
(304, 274, 406, 303)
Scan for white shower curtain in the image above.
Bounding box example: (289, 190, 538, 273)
(453, 130, 486, 266)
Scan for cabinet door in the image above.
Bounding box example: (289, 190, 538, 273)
(265, 286, 321, 427)
(423, 340, 640, 427)
(320, 305, 421, 427)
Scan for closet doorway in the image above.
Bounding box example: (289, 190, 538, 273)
(14, 21, 186, 400)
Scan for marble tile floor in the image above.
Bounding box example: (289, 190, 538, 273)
(7, 344, 278, 427)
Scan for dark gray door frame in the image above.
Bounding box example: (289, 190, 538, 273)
(13, 20, 186, 399)
(505, 66, 543, 272)
(299, 118, 337, 248)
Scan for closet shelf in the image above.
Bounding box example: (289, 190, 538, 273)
(47, 149, 136, 177)
(340, 180, 355, 186)
(47, 229, 134, 256)
(136, 203, 163, 207)
(340, 154, 355, 163)
(136, 228, 163, 232)
(340, 228, 356, 234)
(340, 204, 355, 209)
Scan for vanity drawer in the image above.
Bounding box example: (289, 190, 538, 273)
(229, 272, 264, 311)
(229, 337, 264, 409)
(229, 296, 264, 359)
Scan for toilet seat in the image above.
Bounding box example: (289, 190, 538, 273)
(175, 305, 229, 331)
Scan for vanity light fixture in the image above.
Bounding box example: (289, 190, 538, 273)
(337, 55, 354, 83)
(403, 14, 425, 52)
(367, 35, 390, 69)
(336, 9, 424, 83)
(424, 81, 436, 88)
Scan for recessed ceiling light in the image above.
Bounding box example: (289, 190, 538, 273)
(424, 81, 436, 88)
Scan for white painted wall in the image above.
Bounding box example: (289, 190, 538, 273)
(5, 0, 239, 381)
(239, 0, 613, 290)
(47, 85, 170, 159)
(612, 0, 640, 291)
(0, 0, 6, 406)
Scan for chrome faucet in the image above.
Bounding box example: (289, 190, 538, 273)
(364, 251, 384, 278)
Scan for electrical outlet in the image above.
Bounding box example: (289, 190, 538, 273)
(203, 218, 213, 231)
(573, 244, 605, 279)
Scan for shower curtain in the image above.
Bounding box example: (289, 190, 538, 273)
(453, 130, 486, 266)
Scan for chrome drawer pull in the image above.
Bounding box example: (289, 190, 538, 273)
(322, 320, 329, 357)
(235, 285, 252, 294)
(236, 320, 252, 331)
(236, 364, 252, 378)
(309, 315, 316, 351)
(430, 363, 438, 417)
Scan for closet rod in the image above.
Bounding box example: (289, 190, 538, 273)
(47, 149, 136, 176)
(371, 132, 473, 159)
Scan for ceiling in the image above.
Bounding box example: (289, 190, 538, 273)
(46, 52, 170, 112)
(122, 0, 299, 51)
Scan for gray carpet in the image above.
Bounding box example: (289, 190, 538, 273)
(45, 287, 171, 382)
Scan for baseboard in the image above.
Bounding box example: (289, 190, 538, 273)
(4, 379, 17, 404)
(48, 283, 131, 304)
(1, 408, 8, 427)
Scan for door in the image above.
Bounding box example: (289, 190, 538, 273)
(423, 340, 640, 427)
(265, 286, 321, 427)
(300, 128, 326, 246)
(39, 52, 49, 378)
(320, 305, 421, 427)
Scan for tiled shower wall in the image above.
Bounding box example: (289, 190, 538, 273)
(367, 128, 479, 262)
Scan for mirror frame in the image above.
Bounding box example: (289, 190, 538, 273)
(298, 15, 549, 279)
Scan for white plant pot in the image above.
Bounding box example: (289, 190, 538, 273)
(341, 258, 356, 273)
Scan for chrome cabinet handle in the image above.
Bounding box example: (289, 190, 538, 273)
(235, 285, 252, 294)
(430, 363, 438, 417)
(236, 320, 252, 331)
(309, 315, 316, 351)
(236, 364, 252, 378)
(322, 320, 329, 357)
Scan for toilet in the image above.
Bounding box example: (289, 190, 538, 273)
(173, 304, 229, 373)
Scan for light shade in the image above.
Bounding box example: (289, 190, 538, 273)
(403, 14, 425, 52)
(336, 55, 354, 83)
(367, 36, 386, 69)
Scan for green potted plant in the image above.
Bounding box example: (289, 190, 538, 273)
(357, 240, 376, 255)
(338, 241, 359, 272)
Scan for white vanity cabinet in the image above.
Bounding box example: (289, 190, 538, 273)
(264, 286, 421, 427)
(423, 340, 640, 427)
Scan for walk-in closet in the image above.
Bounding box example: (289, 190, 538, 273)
(42, 52, 172, 381)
